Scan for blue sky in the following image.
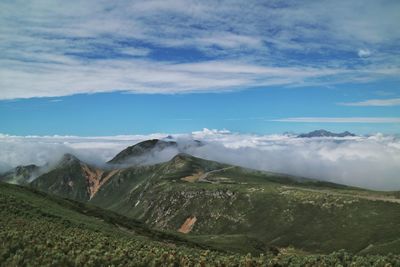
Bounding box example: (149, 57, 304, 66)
(0, 0, 399, 135)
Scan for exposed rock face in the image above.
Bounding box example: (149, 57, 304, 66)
(81, 165, 119, 199)
(178, 216, 197, 233)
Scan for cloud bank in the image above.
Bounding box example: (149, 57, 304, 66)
(1, 129, 400, 191)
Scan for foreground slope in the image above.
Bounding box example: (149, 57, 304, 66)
(2, 182, 400, 267)
(0, 182, 225, 266)
(91, 154, 400, 255)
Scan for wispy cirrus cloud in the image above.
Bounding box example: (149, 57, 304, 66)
(0, 59, 346, 99)
(0, 0, 400, 99)
(271, 117, 400, 123)
(338, 98, 400, 107)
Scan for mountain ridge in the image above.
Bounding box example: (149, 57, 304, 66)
(108, 139, 178, 164)
(298, 129, 356, 138)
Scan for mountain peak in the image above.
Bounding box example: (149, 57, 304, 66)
(171, 153, 194, 162)
(298, 129, 356, 138)
(108, 139, 178, 164)
(58, 153, 81, 166)
(14, 164, 40, 175)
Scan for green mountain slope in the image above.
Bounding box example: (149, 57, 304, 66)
(90, 154, 400, 255)
(3, 182, 400, 266)
(27, 146, 400, 256)
(0, 182, 233, 266)
(31, 154, 117, 202)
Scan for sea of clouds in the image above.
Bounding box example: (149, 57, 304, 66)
(0, 129, 399, 191)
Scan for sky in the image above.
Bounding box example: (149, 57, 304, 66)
(1, 0, 400, 135)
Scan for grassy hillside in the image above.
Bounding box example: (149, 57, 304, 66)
(30, 155, 92, 202)
(90, 154, 400, 255)
(31, 154, 118, 202)
(2, 182, 400, 266)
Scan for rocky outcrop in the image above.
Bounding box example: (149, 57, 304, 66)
(81, 165, 119, 199)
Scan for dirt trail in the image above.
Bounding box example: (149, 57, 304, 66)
(181, 166, 235, 183)
(282, 186, 400, 204)
(198, 166, 235, 182)
(181, 172, 203, 183)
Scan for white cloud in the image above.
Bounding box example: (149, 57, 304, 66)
(0, 59, 347, 99)
(358, 49, 371, 58)
(0, 0, 399, 99)
(0, 133, 166, 168)
(1, 129, 400, 190)
(338, 98, 400, 107)
(271, 117, 400, 123)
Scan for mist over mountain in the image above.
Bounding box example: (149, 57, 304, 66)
(0, 164, 43, 185)
(107, 139, 203, 167)
(0, 129, 399, 190)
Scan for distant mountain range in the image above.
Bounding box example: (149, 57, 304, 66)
(2, 138, 400, 255)
(297, 129, 356, 138)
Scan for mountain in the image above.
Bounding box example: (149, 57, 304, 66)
(89, 153, 400, 254)
(0, 164, 42, 185)
(107, 138, 203, 165)
(107, 139, 178, 164)
(31, 153, 119, 202)
(10, 141, 400, 256)
(298, 129, 356, 138)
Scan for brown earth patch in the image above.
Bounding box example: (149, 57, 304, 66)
(181, 172, 203, 183)
(178, 216, 197, 234)
(81, 165, 119, 199)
